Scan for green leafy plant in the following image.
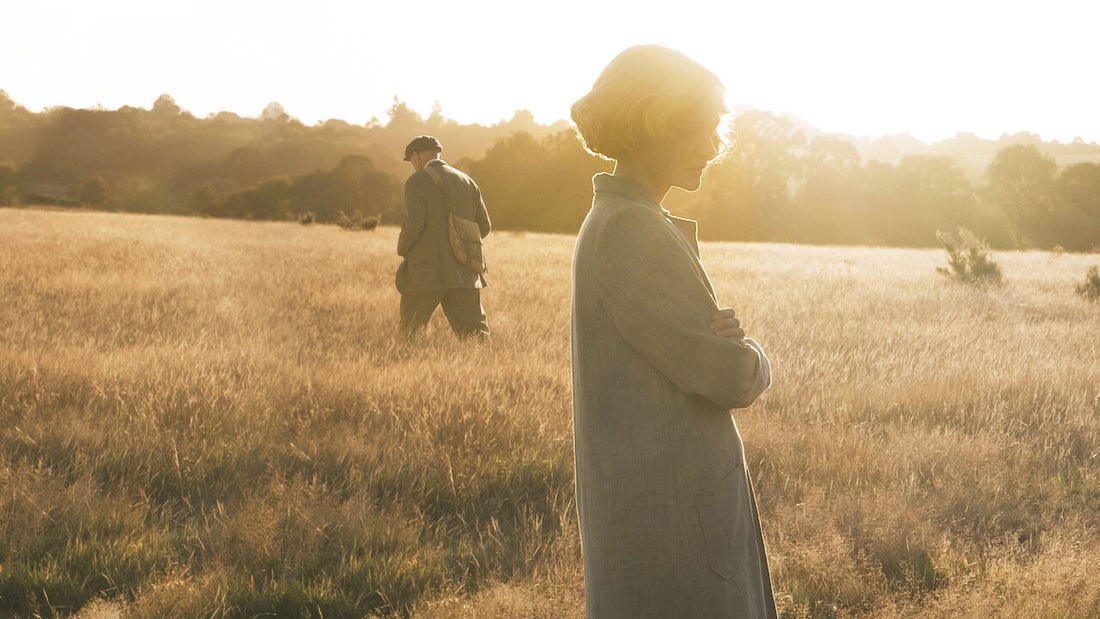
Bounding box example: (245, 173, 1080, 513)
(936, 227, 1003, 285)
(1076, 265, 1100, 301)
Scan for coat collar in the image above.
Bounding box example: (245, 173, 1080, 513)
(592, 173, 668, 215)
(592, 173, 702, 257)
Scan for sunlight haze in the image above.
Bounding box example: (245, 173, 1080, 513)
(4, 0, 1097, 143)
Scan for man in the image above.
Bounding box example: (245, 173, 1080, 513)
(396, 135, 491, 341)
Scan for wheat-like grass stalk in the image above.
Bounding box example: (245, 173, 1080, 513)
(2, 207, 1098, 618)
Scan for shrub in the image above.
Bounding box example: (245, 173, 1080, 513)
(336, 210, 380, 231)
(1076, 265, 1100, 301)
(297, 211, 315, 225)
(936, 227, 1003, 285)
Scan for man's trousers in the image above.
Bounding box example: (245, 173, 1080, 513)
(399, 288, 489, 341)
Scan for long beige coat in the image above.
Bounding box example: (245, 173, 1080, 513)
(571, 173, 776, 618)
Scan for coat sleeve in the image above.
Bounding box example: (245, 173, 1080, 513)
(475, 185, 491, 238)
(397, 175, 427, 257)
(596, 208, 770, 410)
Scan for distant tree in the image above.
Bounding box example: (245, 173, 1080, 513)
(0, 90, 16, 114)
(21, 107, 110, 182)
(190, 183, 219, 216)
(152, 94, 182, 116)
(463, 129, 609, 233)
(718, 110, 806, 242)
(672, 143, 760, 242)
(261, 102, 290, 123)
(852, 160, 899, 244)
(75, 174, 108, 207)
(874, 155, 994, 247)
(287, 155, 400, 223)
(504, 109, 539, 136)
(219, 178, 292, 220)
(982, 144, 1059, 247)
(1057, 162, 1100, 251)
(426, 101, 453, 132)
(385, 97, 425, 136)
(329, 154, 400, 220)
(792, 135, 862, 244)
(804, 135, 861, 175)
(0, 165, 20, 205)
(220, 147, 265, 185)
(0, 91, 38, 166)
(286, 170, 331, 219)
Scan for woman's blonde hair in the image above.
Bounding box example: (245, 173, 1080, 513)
(571, 45, 728, 161)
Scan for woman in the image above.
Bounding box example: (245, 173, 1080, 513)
(570, 45, 776, 618)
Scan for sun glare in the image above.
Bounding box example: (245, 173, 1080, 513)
(2, 0, 1098, 142)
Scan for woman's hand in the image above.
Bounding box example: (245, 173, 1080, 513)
(710, 308, 745, 341)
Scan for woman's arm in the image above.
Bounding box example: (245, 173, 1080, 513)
(596, 208, 770, 410)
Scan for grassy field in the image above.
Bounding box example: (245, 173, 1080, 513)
(1, 206, 1099, 618)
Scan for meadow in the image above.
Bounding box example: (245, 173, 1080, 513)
(1, 206, 1099, 618)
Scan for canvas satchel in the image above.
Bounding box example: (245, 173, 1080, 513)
(424, 165, 487, 274)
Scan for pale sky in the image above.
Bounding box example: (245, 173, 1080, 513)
(3, 0, 1098, 144)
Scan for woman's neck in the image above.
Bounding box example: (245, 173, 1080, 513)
(612, 159, 669, 204)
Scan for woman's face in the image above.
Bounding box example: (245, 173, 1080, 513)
(642, 110, 723, 193)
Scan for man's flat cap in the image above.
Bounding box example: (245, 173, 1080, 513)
(404, 135, 443, 161)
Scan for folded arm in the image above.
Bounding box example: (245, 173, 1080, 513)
(597, 210, 770, 410)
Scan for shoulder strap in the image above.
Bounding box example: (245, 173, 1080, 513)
(422, 165, 452, 213)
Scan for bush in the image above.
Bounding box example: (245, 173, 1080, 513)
(336, 210, 380, 231)
(1077, 265, 1100, 301)
(936, 227, 1003, 285)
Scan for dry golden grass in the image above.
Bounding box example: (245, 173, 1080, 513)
(1, 207, 1099, 618)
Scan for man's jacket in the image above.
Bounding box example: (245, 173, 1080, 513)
(396, 159, 490, 294)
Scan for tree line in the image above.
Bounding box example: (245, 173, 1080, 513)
(2, 89, 1098, 250)
(675, 111, 1100, 250)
